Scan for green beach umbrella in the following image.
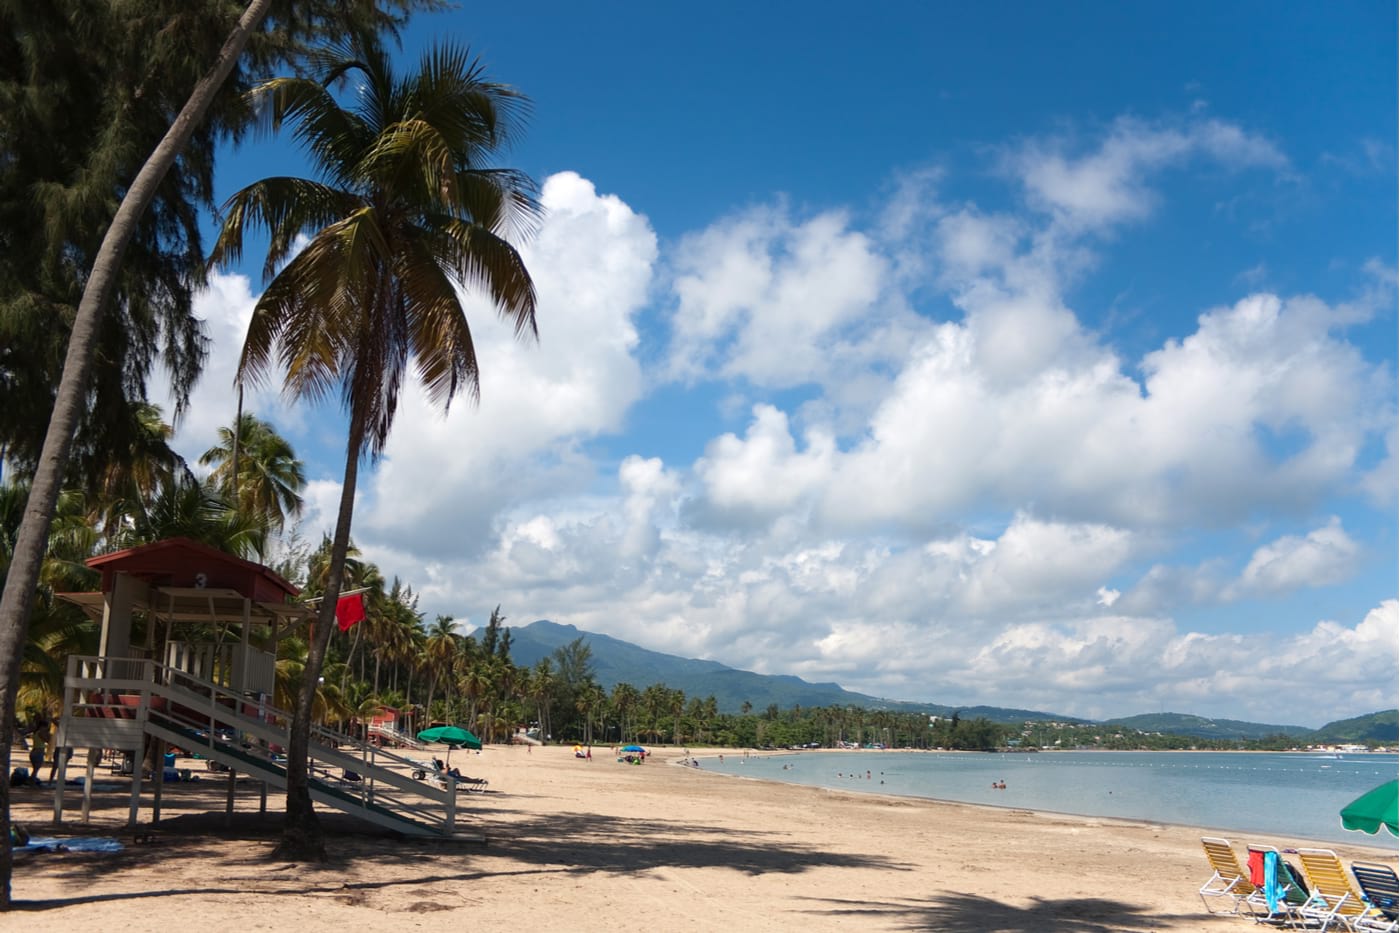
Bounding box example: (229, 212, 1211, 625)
(417, 725, 482, 769)
(1340, 779, 1398, 837)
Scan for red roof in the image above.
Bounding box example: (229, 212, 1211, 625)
(86, 537, 300, 603)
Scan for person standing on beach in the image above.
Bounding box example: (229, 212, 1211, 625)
(28, 716, 49, 786)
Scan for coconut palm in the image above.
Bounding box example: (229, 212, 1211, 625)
(208, 33, 539, 855)
(199, 413, 306, 537)
(421, 614, 457, 718)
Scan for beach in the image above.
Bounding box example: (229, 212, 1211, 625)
(8, 745, 1396, 931)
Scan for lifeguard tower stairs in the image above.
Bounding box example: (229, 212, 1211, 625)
(54, 538, 467, 837)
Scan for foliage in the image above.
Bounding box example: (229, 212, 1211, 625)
(0, 0, 433, 490)
(1308, 709, 1399, 746)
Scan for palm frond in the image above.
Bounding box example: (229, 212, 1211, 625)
(249, 75, 371, 191)
(210, 177, 362, 280)
(393, 227, 477, 407)
(438, 218, 538, 337)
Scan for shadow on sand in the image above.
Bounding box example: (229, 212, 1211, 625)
(14, 805, 912, 911)
(794, 892, 1176, 931)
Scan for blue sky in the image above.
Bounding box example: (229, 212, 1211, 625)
(173, 1, 1397, 726)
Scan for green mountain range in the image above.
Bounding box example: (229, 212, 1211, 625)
(502, 620, 1390, 740)
(1308, 709, 1398, 745)
(507, 621, 1081, 723)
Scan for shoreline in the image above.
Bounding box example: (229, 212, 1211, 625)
(692, 747, 1398, 852)
(693, 762, 1398, 855)
(10, 744, 1397, 930)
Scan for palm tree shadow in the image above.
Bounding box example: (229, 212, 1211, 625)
(14, 807, 916, 911)
(797, 893, 1176, 931)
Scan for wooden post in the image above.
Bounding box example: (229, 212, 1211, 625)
(151, 737, 165, 822)
(225, 766, 237, 825)
(80, 749, 98, 821)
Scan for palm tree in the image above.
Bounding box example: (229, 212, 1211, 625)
(207, 34, 538, 858)
(0, 3, 274, 898)
(422, 615, 458, 722)
(199, 413, 306, 538)
(529, 658, 555, 742)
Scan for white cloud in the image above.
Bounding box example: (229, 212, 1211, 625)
(1010, 116, 1287, 233)
(956, 514, 1135, 616)
(666, 203, 916, 390)
(804, 289, 1391, 532)
(692, 405, 834, 527)
(162, 271, 294, 469)
(164, 105, 1392, 730)
(353, 171, 656, 555)
(950, 601, 1397, 723)
(1228, 518, 1360, 597)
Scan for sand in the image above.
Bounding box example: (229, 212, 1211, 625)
(7, 744, 1396, 930)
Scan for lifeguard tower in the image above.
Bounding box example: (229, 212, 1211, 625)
(54, 537, 463, 835)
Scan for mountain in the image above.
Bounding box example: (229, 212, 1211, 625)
(507, 620, 887, 711)
(499, 621, 1385, 738)
(1103, 713, 1313, 740)
(1309, 709, 1398, 745)
(502, 620, 1075, 723)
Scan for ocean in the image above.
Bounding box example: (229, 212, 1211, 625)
(703, 749, 1399, 848)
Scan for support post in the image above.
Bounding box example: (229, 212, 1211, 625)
(151, 737, 165, 822)
(81, 749, 98, 821)
(225, 767, 237, 825)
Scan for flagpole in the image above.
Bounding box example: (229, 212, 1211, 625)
(302, 586, 372, 606)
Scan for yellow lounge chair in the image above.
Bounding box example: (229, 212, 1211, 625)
(1297, 848, 1382, 931)
(1199, 836, 1257, 915)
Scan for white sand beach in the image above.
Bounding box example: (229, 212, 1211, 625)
(9, 744, 1396, 931)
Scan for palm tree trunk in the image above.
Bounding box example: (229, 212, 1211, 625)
(341, 623, 362, 691)
(276, 415, 364, 860)
(0, 0, 272, 906)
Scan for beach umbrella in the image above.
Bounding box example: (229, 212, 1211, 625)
(1340, 779, 1398, 837)
(417, 725, 482, 769)
(622, 745, 645, 753)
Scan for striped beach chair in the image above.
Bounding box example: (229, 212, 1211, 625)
(1351, 862, 1399, 933)
(1199, 836, 1257, 915)
(1297, 848, 1379, 931)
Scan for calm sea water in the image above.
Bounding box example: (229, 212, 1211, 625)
(703, 750, 1399, 848)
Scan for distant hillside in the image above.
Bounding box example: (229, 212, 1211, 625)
(1101, 712, 1312, 741)
(506, 620, 890, 712)
(1310, 709, 1398, 745)
(499, 622, 1376, 737)
(502, 620, 1072, 723)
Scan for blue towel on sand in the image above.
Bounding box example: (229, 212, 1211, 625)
(22, 836, 123, 853)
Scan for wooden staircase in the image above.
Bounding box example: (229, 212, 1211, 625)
(55, 655, 468, 836)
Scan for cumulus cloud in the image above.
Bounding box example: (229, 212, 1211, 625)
(352, 171, 656, 556)
(164, 106, 1392, 728)
(666, 202, 921, 391)
(160, 271, 294, 468)
(951, 601, 1397, 723)
(691, 405, 834, 527)
(1226, 518, 1360, 597)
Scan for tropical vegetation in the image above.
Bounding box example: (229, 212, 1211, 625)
(206, 31, 541, 858)
(0, 0, 437, 906)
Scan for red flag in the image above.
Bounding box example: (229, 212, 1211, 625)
(335, 593, 365, 632)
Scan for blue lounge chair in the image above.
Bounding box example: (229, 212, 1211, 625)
(1351, 862, 1399, 933)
